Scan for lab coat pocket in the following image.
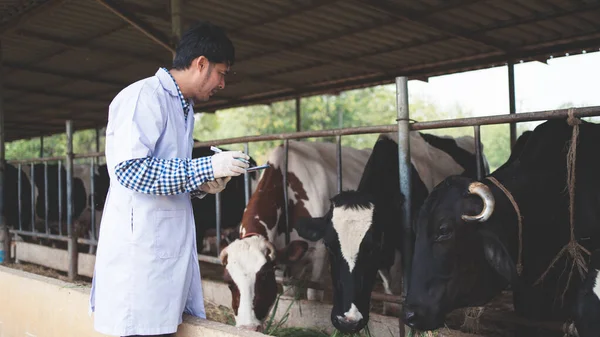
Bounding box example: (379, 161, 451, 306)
(154, 209, 186, 259)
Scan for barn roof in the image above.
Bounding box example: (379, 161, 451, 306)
(2, 0, 600, 141)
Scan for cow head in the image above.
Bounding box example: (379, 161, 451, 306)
(219, 235, 308, 331)
(403, 175, 519, 331)
(295, 190, 382, 334)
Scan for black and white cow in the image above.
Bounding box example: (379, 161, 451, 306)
(573, 249, 600, 337)
(402, 119, 600, 334)
(295, 131, 488, 333)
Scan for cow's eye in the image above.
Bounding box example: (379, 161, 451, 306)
(435, 225, 453, 241)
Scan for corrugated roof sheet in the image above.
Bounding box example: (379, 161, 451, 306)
(2, 0, 600, 141)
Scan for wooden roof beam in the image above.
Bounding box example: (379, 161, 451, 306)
(358, 0, 509, 52)
(14, 30, 167, 64)
(0, 0, 69, 36)
(95, 0, 175, 54)
(4, 62, 128, 87)
(4, 85, 108, 104)
(234, 31, 387, 73)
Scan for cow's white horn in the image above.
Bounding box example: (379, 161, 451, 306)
(462, 181, 495, 222)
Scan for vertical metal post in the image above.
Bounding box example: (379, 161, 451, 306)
(215, 192, 222, 255)
(18, 164, 22, 231)
(243, 143, 250, 205)
(474, 125, 483, 180)
(336, 95, 343, 194)
(337, 94, 343, 129)
(95, 127, 100, 152)
(396, 76, 412, 337)
(170, 0, 182, 59)
(336, 135, 342, 194)
(44, 162, 49, 234)
(295, 97, 301, 132)
(66, 120, 77, 280)
(40, 135, 44, 158)
(508, 62, 517, 149)
(90, 157, 96, 241)
(30, 164, 35, 231)
(0, 40, 7, 264)
(282, 140, 290, 246)
(58, 160, 62, 236)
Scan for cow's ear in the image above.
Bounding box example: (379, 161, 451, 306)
(277, 240, 309, 264)
(295, 216, 328, 242)
(480, 229, 519, 286)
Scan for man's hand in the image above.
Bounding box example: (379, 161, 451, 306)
(211, 151, 250, 178)
(200, 177, 231, 194)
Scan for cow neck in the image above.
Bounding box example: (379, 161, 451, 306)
(241, 232, 262, 239)
(486, 176, 524, 276)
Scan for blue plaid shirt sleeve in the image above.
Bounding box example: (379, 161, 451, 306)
(114, 156, 214, 198)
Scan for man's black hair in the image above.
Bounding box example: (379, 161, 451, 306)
(172, 21, 235, 70)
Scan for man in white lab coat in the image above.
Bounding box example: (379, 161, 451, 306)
(89, 21, 248, 337)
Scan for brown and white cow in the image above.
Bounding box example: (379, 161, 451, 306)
(218, 140, 372, 330)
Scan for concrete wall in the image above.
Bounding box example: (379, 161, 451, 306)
(0, 266, 265, 337)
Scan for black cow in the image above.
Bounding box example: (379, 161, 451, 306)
(573, 249, 600, 337)
(90, 145, 257, 253)
(4, 163, 33, 229)
(295, 132, 487, 333)
(31, 164, 87, 224)
(402, 119, 600, 334)
(189, 145, 257, 253)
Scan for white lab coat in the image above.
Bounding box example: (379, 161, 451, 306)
(89, 68, 205, 336)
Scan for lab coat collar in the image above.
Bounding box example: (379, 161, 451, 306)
(156, 68, 179, 97)
(156, 68, 196, 107)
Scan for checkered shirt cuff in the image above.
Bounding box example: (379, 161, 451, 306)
(114, 156, 214, 196)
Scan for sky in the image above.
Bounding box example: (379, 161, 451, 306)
(406, 50, 600, 119)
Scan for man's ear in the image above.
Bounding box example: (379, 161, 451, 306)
(295, 216, 329, 242)
(479, 229, 519, 286)
(276, 240, 309, 264)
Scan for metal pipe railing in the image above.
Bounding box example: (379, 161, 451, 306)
(66, 120, 77, 281)
(188, 105, 600, 148)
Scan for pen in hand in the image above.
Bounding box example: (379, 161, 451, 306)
(210, 146, 250, 164)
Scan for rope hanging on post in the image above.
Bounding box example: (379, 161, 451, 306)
(534, 109, 590, 302)
(486, 176, 524, 275)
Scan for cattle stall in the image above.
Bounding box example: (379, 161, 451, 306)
(2, 84, 600, 337)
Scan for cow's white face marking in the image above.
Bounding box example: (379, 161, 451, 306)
(593, 269, 600, 300)
(224, 236, 271, 327)
(343, 303, 364, 322)
(331, 204, 374, 272)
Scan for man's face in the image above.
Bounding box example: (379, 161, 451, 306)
(193, 57, 229, 102)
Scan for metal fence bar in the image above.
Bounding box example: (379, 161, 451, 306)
(396, 76, 413, 301)
(215, 192, 222, 256)
(508, 62, 517, 148)
(44, 161, 49, 234)
(244, 143, 250, 206)
(90, 157, 96, 241)
(7, 155, 65, 165)
(17, 163, 22, 231)
(58, 160, 62, 236)
(474, 125, 483, 180)
(189, 106, 600, 148)
(336, 135, 342, 194)
(65, 120, 77, 281)
(10, 229, 69, 242)
(282, 140, 290, 246)
(30, 164, 34, 232)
